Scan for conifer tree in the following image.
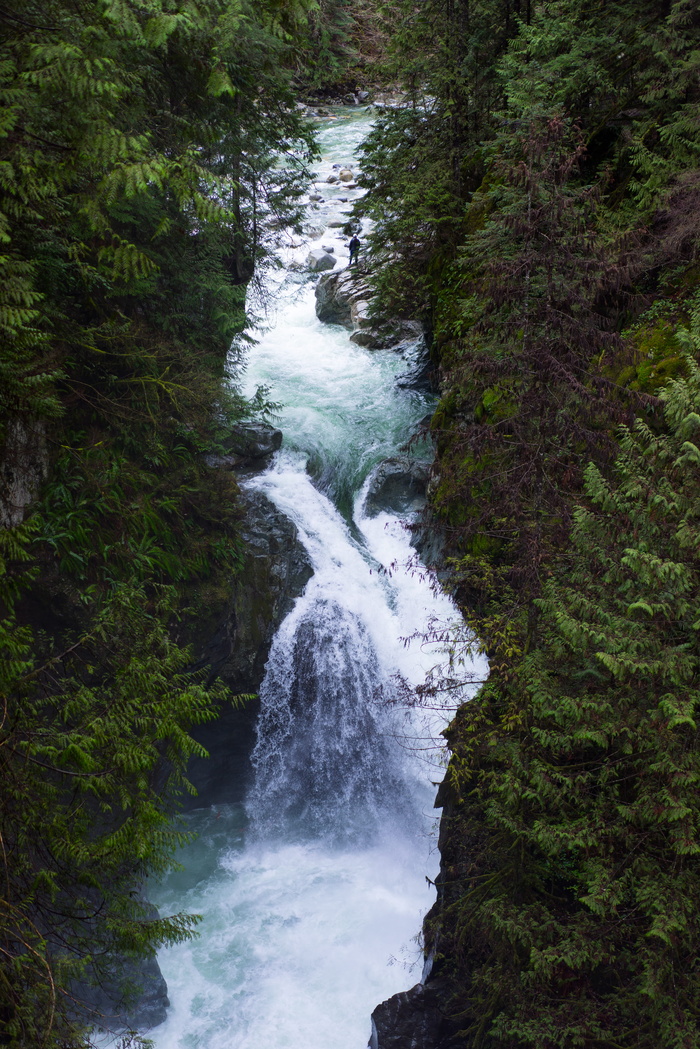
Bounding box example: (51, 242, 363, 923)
(430, 114, 631, 605)
(437, 307, 700, 1048)
(0, 1, 316, 1043)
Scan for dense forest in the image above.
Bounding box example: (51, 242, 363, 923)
(0, 0, 317, 1043)
(2, 0, 700, 1046)
(357, 1, 700, 1047)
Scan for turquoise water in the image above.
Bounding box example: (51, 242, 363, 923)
(146, 109, 485, 1049)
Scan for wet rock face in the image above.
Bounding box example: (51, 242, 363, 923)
(184, 488, 313, 808)
(363, 456, 430, 518)
(75, 952, 170, 1034)
(70, 901, 170, 1034)
(307, 247, 337, 272)
(205, 421, 283, 472)
(314, 269, 425, 349)
(227, 420, 283, 462)
(315, 268, 366, 327)
(395, 339, 436, 394)
(369, 980, 451, 1049)
(349, 319, 423, 350)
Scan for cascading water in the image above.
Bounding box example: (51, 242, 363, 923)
(146, 108, 485, 1049)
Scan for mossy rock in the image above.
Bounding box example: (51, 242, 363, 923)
(612, 316, 687, 394)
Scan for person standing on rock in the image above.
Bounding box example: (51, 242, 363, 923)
(348, 235, 360, 266)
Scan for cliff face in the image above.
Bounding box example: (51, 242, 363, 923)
(0, 415, 49, 529)
(369, 707, 468, 1049)
(183, 486, 313, 808)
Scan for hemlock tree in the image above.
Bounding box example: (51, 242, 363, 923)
(0, 527, 231, 1046)
(0, 0, 316, 1044)
(430, 114, 627, 600)
(437, 311, 700, 1048)
(358, 0, 518, 318)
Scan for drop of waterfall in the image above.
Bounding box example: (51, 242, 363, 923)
(142, 107, 485, 1049)
(249, 595, 415, 844)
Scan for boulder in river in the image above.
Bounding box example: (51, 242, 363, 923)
(350, 318, 424, 350)
(307, 247, 337, 272)
(315, 269, 371, 327)
(363, 456, 430, 518)
(303, 218, 327, 238)
(338, 167, 354, 182)
(228, 420, 282, 460)
(206, 420, 282, 471)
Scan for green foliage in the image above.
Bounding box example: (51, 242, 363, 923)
(358, 0, 517, 317)
(429, 115, 634, 607)
(293, 0, 391, 92)
(0, 0, 317, 1042)
(0, 527, 235, 1046)
(433, 315, 700, 1048)
(0, 0, 316, 429)
(360, 2, 700, 1044)
(358, 0, 700, 612)
(298, 0, 358, 88)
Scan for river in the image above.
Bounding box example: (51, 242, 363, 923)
(147, 107, 485, 1049)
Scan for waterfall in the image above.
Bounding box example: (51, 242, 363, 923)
(245, 469, 418, 846)
(143, 107, 485, 1049)
(249, 594, 412, 843)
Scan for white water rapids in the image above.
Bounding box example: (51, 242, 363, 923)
(146, 108, 486, 1049)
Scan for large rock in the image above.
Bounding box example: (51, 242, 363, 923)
(350, 319, 424, 350)
(307, 247, 337, 272)
(212, 488, 313, 689)
(316, 269, 425, 349)
(369, 979, 451, 1049)
(75, 952, 169, 1033)
(315, 269, 372, 327)
(223, 420, 283, 463)
(395, 336, 436, 393)
(350, 298, 373, 329)
(363, 457, 430, 518)
(71, 902, 169, 1033)
(184, 488, 313, 807)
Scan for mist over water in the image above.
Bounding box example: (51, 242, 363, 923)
(148, 108, 485, 1049)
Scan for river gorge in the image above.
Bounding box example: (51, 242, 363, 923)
(142, 108, 484, 1049)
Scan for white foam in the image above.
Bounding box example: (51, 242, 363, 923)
(151, 817, 434, 1049)
(146, 108, 485, 1049)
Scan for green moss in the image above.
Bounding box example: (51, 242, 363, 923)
(474, 385, 517, 423)
(606, 312, 686, 394)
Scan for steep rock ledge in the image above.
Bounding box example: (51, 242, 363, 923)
(183, 483, 313, 808)
(315, 269, 424, 350)
(370, 978, 454, 1049)
(80, 467, 314, 1032)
